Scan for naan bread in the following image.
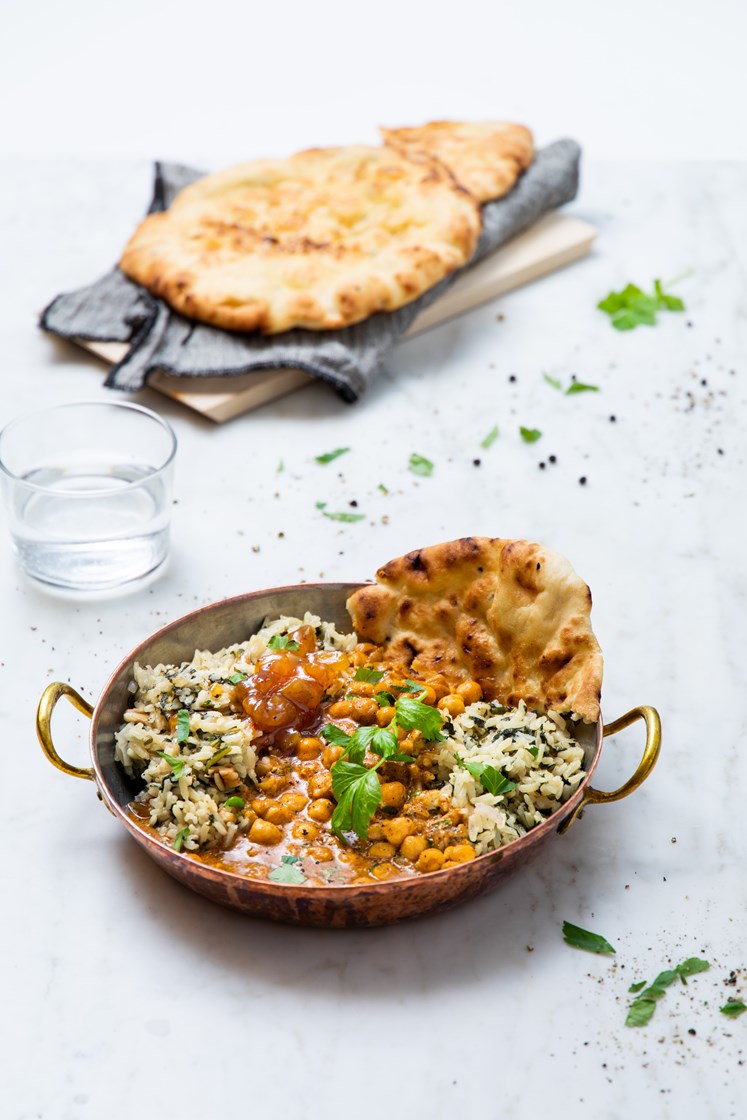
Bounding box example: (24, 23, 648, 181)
(119, 146, 481, 334)
(347, 536, 603, 723)
(381, 120, 534, 203)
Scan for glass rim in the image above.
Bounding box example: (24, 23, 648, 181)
(0, 400, 177, 496)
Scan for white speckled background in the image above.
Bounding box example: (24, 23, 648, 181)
(2, 2, 747, 1114)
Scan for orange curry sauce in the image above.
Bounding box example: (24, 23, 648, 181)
(133, 624, 481, 885)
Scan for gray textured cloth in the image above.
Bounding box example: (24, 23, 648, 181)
(41, 140, 580, 401)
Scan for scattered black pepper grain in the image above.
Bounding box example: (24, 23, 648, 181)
(473, 459, 481, 466)
(509, 374, 517, 383)
(701, 379, 708, 386)
(609, 415, 617, 423)
(549, 454, 557, 464)
(686, 320, 693, 328)
(671, 837, 677, 843)
(689, 1029, 697, 1036)
(539, 462, 546, 470)
(579, 476, 587, 486)
(349, 500, 358, 507)
(718, 449, 724, 455)
(278, 531, 285, 538)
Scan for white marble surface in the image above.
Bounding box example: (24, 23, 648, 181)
(1, 156, 746, 1120)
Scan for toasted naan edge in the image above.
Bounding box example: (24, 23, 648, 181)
(347, 536, 603, 723)
(381, 121, 534, 203)
(119, 146, 481, 334)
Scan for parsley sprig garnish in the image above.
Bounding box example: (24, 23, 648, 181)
(597, 278, 685, 331)
(625, 957, 710, 1027)
(323, 695, 446, 842)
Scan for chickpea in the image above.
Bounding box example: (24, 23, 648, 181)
(255, 756, 275, 777)
(213, 766, 240, 790)
(382, 817, 415, 848)
(259, 774, 290, 796)
(306, 845, 334, 863)
(264, 803, 295, 826)
(416, 848, 446, 873)
(307, 798, 334, 823)
(291, 820, 320, 841)
(376, 706, 396, 727)
(443, 843, 476, 863)
(426, 675, 451, 701)
(279, 792, 308, 812)
(370, 862, 400, 881)
(251, 797, 272, 818)
(275, 728, 300, 753)
(380, 781, 407, 810)
(413, 683, 437, 705)
(297, 736, 323, 761)
(400, 835, 428, 862)
(327, 699, 355, 720)
(322, 745, 345, 769)
(369, 841, 396, 859)
(307, 771, 333, 800)
(456, 680, 483, 705)
(366, 822, 385, 841)
(248, 818, 283, 845)
(438, 694, 466, 717)
(350, 697, 378, 723)
(351, 680, 373, 697)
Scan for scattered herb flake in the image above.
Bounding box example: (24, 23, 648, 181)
(315, 501, 327, 509)
(378, 483, 389, 494)
(277, 460, 284, 473)
(481, 425, 499, 448)
(156, 751, 185, 779)
(223, 796, 245, 809)
(227, 671, 247, 684)
(173, 827, 189, 853)
(454, 754, 515, 796)
(543, 373, 562, 391)
(322, 510, 366, 523)
(598, 279, 686, 331)
(268, 634, 300, 651)
(176, 709, 190, 744)
(625, 998, 657, 1028)
(624, 956, 710, 1027)
(562, 920, 616, 955)
(519, 426, 542, 444)
(721, 1000, 747, 1018)
(354, 666, 385, 684)
(676, 957, 710, 982)
(315, 447, 350, 465)
(566, 381, 600, 395)
(409, 453, 434, 477)
(628, 981, 647, 994)
(269, 861, 307, 885)
(206, 745, 234, 768)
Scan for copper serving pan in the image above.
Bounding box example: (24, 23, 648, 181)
(36, 583, 661, 928)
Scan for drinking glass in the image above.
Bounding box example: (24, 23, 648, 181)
(0, 401, 177, 590)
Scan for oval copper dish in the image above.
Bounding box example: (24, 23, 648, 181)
(36, 584, 661, 928)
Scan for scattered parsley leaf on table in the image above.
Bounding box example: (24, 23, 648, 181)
(543, 373, 562, 391)
(315, 447, 349, 464)
(598, 279, 685, 331)
(409, 453, 434, 477)
(322, 511, 366, 523)
(628, 981, 647, 994)
(481, 425, 500, 448)
(625, 999, 658, 1028)
(721, 1000, 747, 1018)
(566, 381, 600, 395)
(676, 957, 710, 982)
(562, 920, 616, 955)
(519, 426, 542, 444)
(378, 483, 389, 494)
(624, 956, 710, 1027)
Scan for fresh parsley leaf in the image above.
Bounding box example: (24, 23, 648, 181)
(321, 724, 352, 747)
(404, 678, 426, 694)
(315, 501, 327, 509)
(676, 957, 710, 982)
(454, 755, 515, 796)
(562, 920, 616, 955)
(156, 751, 185, 779)
(628, 981, 647, 994)
(227, 671, 247, 684)
(566, 381, 600, 395)
(395, 695, 445, 741)
(543, 373, 562, 391)
(519, 426, 542, 443)
(409, 453, 434, 477)
(378, 482, 389, 494)
(277, 460, 284, 473)
(173, 827, 189, 853)
(481, 425, 499, 448)
(322, 511, 366, 523)
(330, 761, 383, 840)
(367, 727, 402, 760)
(354, 666, 385, 684)
(223, 796, 245, 809)
(315, 447, 350, 465)
(625, 998, 657, 1028)
(374, 690, 396, 707)
(176, 709, 190, 744)
(598, 279, 685, 330)
(281, 854, 301, 864)
(267, 634, 300, 651)
(269, 861, 307, 885)
(641, 970, 679, 999)
(527, 745, 539, 759)
(721, 1000, 747, 1018)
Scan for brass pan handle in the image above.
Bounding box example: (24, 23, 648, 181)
(558, 705, 661, 833)
(36, 681, 95, 781)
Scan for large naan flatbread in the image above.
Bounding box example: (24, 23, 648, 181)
(347, 536, 603, 723)
(119, 146, 481, 334)
(381, 120, 534, 203)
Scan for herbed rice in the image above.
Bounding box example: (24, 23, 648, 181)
(114, 613, 355, 850)
(436, 701, 586, 853)
(115, 612, 587, 858)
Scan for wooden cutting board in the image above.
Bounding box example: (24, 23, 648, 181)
(78, 211, 596, 423)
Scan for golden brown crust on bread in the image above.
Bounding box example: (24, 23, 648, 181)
(119, 146, 482, 334)
(347, 536, 603, 722)
(381, 120, 534, 203)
